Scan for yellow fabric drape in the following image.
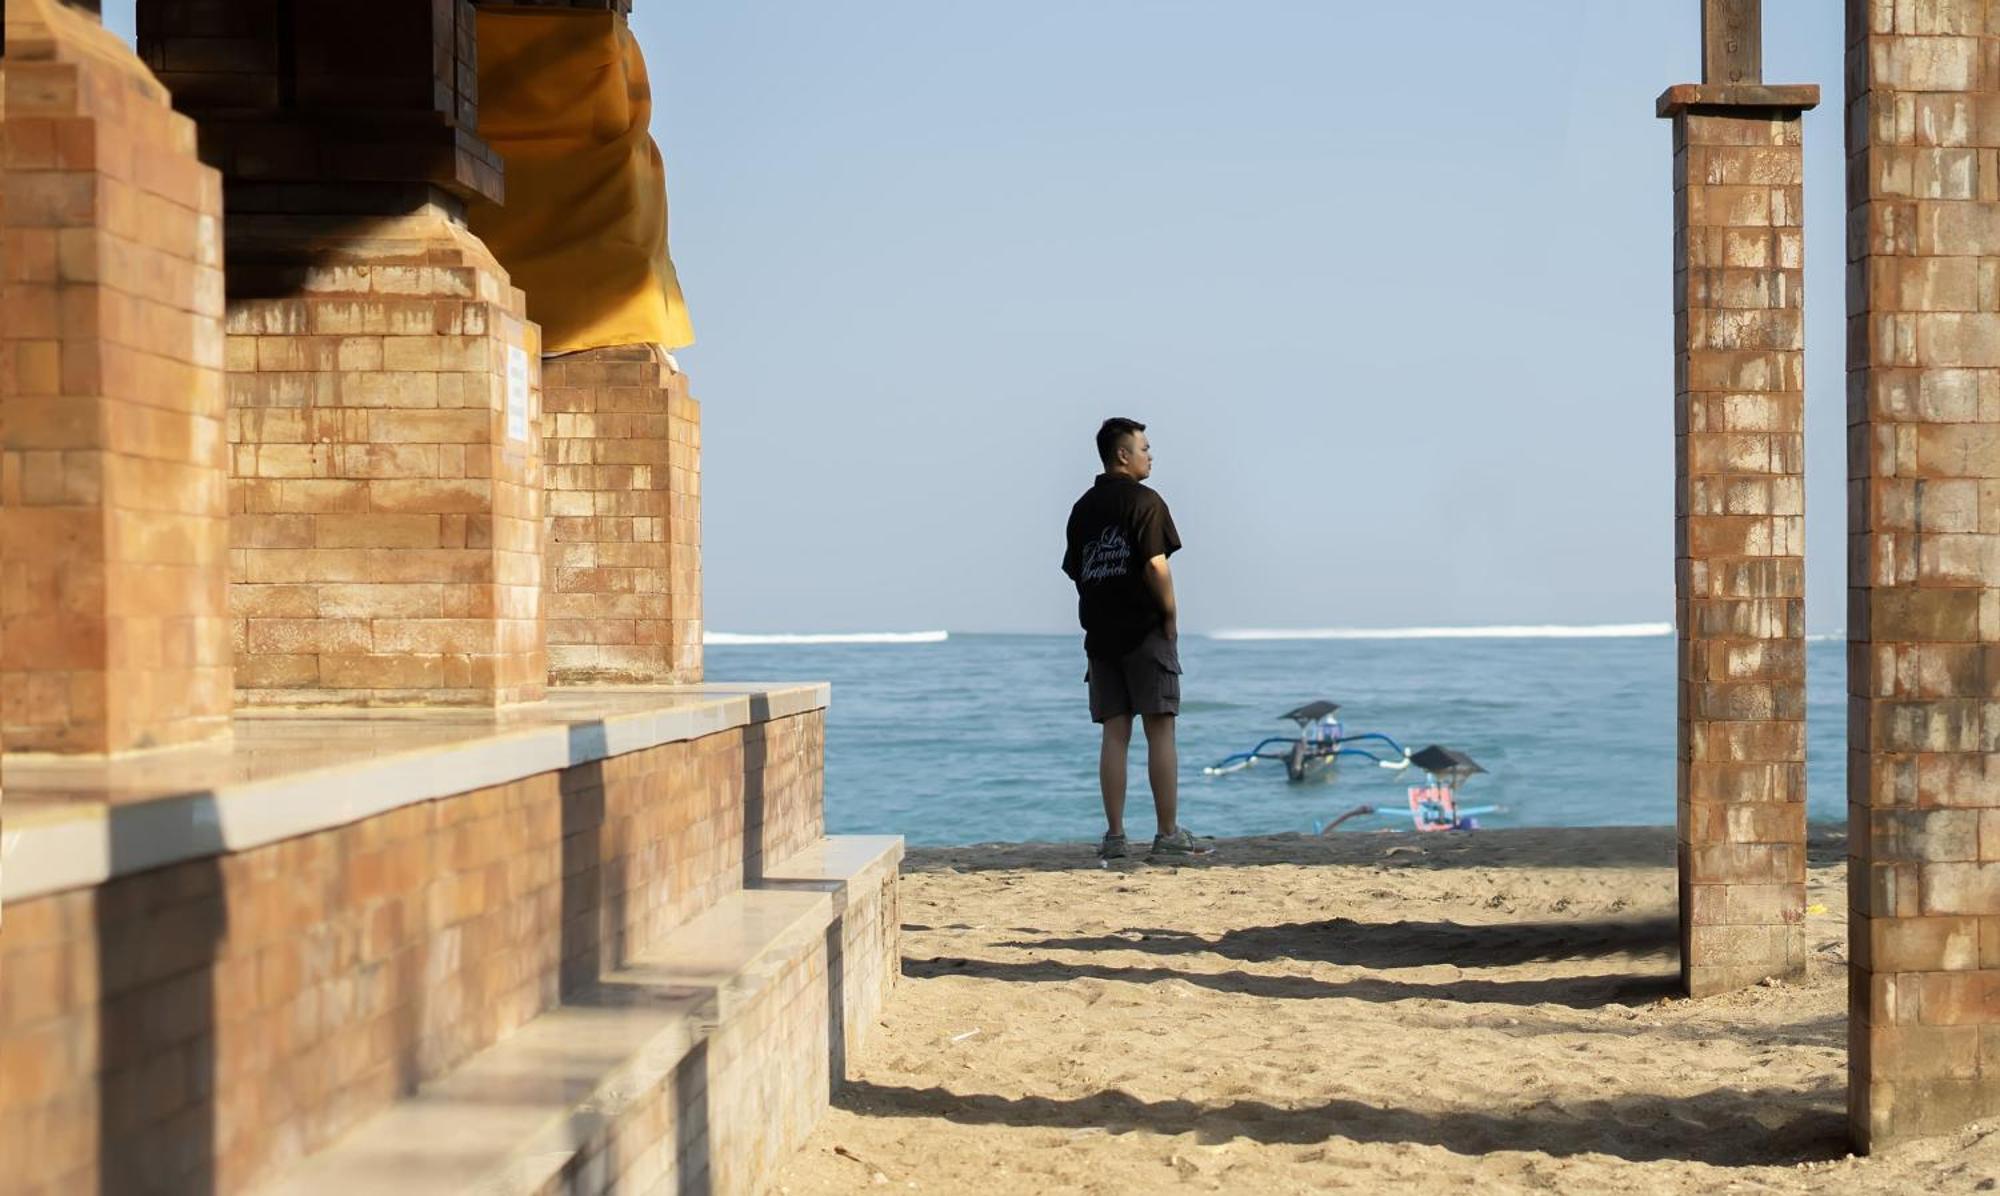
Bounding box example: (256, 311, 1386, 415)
(469, 7, 694, 353)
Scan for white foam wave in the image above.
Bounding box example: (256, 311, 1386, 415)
(1208, 622, 1673, 642)
(704, 630, 949, 645)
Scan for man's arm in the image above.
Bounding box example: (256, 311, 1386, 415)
(1144, 554, 1177, 641)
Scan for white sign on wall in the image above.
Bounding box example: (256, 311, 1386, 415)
(506, 345, 530, 442)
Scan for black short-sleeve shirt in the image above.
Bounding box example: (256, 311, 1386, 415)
(1062, 474, 1181, 660)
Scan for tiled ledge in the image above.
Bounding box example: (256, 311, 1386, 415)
(764, 835, 905, 915)
(0, 683, 829, 903)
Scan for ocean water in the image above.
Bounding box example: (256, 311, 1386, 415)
(706, 631, 1846, 848)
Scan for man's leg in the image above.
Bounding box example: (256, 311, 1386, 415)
(1100, 714, 1134, 835)
(1141, 711, 1178, 837)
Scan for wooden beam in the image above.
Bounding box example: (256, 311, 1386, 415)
(1702, 0, 1762, 85)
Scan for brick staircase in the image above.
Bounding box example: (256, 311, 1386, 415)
(0, 686, 901, 1195)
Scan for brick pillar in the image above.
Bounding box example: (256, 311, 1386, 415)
(0, 0, 232, 752)
(1848, 4, 2000, 1150)
(221, 204, 546, 705)
(1658, 81, 1818, 997)
(543, 345, 702, 683)
(138, 1, 546, 707)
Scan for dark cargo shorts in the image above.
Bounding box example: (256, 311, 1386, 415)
(1086, 632, 1182, 724)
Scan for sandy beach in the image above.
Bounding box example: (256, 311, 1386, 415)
(772, 826, 2000, 1194)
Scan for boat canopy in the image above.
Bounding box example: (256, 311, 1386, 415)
(1408, 745, 1484, 779)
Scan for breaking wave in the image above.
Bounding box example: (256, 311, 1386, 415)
(704, 630, 950, 645)
(1208, 623, 1673, 642)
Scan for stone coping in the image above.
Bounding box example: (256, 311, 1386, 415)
(763, 834, 906, 913)
(1655, 82, 1821, 118)
(263, 883, 839, 1196)
(0, 682, 830, 904)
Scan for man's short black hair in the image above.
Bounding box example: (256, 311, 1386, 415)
(1097, 417, 1145, 466)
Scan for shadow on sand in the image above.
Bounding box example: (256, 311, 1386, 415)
(902, 954, 1680, 1010)
(835, 1078, 1848, 1168)
(999, 915, 1679, 970)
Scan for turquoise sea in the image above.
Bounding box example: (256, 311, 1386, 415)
(706, 632, 1845, 848)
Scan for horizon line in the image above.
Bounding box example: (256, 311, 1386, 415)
(1207, 622, 1675, 641)
(705, 624, 1853, 643)
(706, 630, 951, 645)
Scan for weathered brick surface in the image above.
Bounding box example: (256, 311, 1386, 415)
(521, 932, 829, 1196)
(561, 710, 825, 992)
(1848, 0, 2000, 1151)
(855, 862, 900, 1060)
(1663, 91, 1812, 997)
(751, 712, 829, 881)
(0, 710, 824, 1194)
(705, 933, 830, 1196)
(543, 344, 702, 684)
(222, 203, 548, 706)
(586, 840, 899, 1196)
(820, 856, 899, 1072)
(0, 0, 232, 753)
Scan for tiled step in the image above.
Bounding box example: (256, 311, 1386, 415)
(760, 835, 905, 1079)
(259, 886, 834, 1196)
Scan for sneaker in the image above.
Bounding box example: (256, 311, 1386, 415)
(1097, 832, 1129, 860)
(1148, 827, 1214, 861)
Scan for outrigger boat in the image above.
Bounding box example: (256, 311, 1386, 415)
(1206, 700, 1500, 831)
(1202, 700, 1413, 782)
(1400, 744, 1494, 831)
(1309, 746, 1497, 832)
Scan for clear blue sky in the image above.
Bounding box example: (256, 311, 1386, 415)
(106, 3, 1848, 635)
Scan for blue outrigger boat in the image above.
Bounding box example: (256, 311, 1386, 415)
(1202, 700, 1412, 782)
(1205, 700, 1500, 831)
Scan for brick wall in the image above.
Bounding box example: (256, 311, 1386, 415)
(706, 934, 830, 1196)
(837, 861, 900, 1068)
(1662, 87, 1813, 996)
(746, 711, 828, 881)
(561, 710, 827, 992)
(1847, 0, 2000, 1150)
(543, 345, 702, 684)
(225, 203, 547, 706)
(0, 0, 232, 753)
(527, 934, 828, 1196)
(0, 710, 824, 1193)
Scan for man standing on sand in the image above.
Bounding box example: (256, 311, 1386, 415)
(1062, 418, 1211, 862)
